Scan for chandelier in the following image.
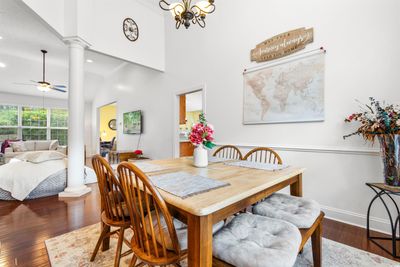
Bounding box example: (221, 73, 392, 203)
(159, 0, 216, 29)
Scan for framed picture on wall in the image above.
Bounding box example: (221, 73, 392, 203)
(123, 110, 142, 134)
(243, 52, 325, 124)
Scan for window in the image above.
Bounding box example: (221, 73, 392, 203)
(0, 105, 68, 144)
(0, 105, 18, 142)
(51, 129, 68, 146)
(22, 107, 47, 127)
(51, 109, 68, 128)
(22, 128, 47, 141)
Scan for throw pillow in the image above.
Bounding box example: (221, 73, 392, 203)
(15, 151, 66, 164)
(35, 141, 51, 151)
(49, 140, 59, 150)
(11, 141, 27, 152)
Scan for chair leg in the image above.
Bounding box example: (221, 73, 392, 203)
(114, 227, 125, 267)
(90, 224, 109, 262)
(129, 255, 138, 267)
(311, 222, 322, 267)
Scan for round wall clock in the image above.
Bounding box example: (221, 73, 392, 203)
(123, 18, 139, 42)
(108, 119, 117, 130)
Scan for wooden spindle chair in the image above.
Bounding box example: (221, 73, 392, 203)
(243, 147, 283, 164)
(91, 155, 132, 267)
(117, 162, 186, 267)
(213, 145, 243, 160)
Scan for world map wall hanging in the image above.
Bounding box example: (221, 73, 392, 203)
(243, 51, 325, 124)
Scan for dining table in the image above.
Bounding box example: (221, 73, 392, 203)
(106, 157, 305, 267)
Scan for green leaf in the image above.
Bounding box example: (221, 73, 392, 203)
(204, 141, 216, 149)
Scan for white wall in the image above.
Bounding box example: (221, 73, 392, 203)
(91, 0, 399, 233)
(21, 0, 165, 71)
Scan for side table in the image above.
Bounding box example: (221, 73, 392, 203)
(366, 182, 400, 258)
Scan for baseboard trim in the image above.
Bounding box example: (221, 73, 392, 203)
(215, 143, 380, 156)
(321, 205, 391, 235)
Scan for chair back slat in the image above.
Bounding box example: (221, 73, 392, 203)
(92, 155, 129, 224)
(213, 145, 243, 160)
(243, 147, 283, 164)
(117, 162, 181, 262)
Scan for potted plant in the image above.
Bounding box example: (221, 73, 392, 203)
(188, 113, 216, 167)
(344, 97, 400, 187)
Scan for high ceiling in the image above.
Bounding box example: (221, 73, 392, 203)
(0, 0, 126, 101)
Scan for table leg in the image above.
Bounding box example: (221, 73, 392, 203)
(187, 214, 213, 267)
(290, 173, 303, 197)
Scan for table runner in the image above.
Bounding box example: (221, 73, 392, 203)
(225, 161, 289, 171)
(150, 171, 230, 199)
(208, 156, 237, 163)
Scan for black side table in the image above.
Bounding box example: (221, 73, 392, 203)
(366, 183, 400, 257)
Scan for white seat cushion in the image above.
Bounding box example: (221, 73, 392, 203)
(253, 193, 321, 228)
(145, 210, 224, 251)
(213, 213, 301, 267)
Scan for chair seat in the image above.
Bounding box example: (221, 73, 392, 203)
(213, 213, 301, 267)
(252, 193, 321, 228)
(145, 210, 224, 251)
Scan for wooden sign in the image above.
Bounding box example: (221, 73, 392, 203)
(251, 28, 314, 63)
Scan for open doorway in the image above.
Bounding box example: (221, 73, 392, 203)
(175, 89, 205, 157)
(98, 102, 117, 157)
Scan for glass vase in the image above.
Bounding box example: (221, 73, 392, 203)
(378, 134, 400, 187)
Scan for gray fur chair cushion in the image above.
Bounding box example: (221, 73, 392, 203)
(145, 210, 224, 250)
(252, 193, 321, 228)
(213, 213, 301, 267)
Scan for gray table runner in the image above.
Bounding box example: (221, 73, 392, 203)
(208, 156, 237, 163)
(150, 171, 230, 199)
(225, 161, 289, 171)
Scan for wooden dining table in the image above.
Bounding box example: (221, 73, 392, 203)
(123, 157, 304, 267)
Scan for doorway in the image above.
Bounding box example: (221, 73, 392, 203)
(174, 87, 206, 158)
(98, 102, 117, 157)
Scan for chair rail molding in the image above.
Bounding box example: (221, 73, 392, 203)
(215, 143, 380, 156)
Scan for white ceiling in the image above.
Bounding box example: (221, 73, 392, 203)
(0, 0, 126, 101)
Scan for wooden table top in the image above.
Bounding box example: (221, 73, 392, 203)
(145, 157, 305, 216)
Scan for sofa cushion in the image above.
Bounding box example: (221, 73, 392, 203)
(145, 210, 224, 251)
(252, 193, 321, 228)
(24, 141, 35, 151)
(49, 140, 59, 150)
(35, 141, 52, 151)
(213, 213, 301, 267)
(10, 141, 27, 152)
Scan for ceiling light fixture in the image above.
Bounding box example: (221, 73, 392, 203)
(0, 62, 6, 68)
(159, 0, 215, 29)
(86, 59, 93, 63)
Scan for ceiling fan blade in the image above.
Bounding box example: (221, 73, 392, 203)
(14, 82, 36, 86)
(50, 87, 67, 93)
(52, 85, 67, 88)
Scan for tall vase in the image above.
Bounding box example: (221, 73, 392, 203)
(193, 145, 208, 168)
(378, 134, 400, 187)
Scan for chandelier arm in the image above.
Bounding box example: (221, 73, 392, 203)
(191, 2, 216, 16)
(193, 15, 206, 28)
(175, 19, 182, 29)
(159, 0, 172, 10)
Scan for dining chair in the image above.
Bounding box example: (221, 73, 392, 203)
(91, 155, 132, 267)
(213, 145, 243, 160)
(243, 147, 282, 164)
(243, 147, 324, 266)
(117, 162, 224, 267)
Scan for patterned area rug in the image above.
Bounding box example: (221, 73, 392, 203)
(45, 223, 399, 267)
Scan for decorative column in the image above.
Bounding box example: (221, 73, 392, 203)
(59, 37, 91, 198)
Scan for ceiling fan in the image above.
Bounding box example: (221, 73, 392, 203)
(14, 50, 67, 93)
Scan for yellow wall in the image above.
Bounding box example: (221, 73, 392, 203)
(180, 111, 202, 132)
(99, 104, 117, 142)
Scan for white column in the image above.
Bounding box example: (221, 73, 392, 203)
(59, 37, 91, 198)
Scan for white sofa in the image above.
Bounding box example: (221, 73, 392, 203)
(4, 140, 67, 163)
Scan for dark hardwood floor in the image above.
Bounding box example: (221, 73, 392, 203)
(0, 172, 399, 266)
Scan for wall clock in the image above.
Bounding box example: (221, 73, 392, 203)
(123, 18, 139, 42)
(108, 119, 117, 130)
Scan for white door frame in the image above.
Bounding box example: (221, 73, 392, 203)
(172, 84, 207, 158)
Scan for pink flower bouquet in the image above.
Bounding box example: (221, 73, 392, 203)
(188, 113, 216, 149)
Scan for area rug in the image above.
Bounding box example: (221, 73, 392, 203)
(45, 223, 399, 267)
